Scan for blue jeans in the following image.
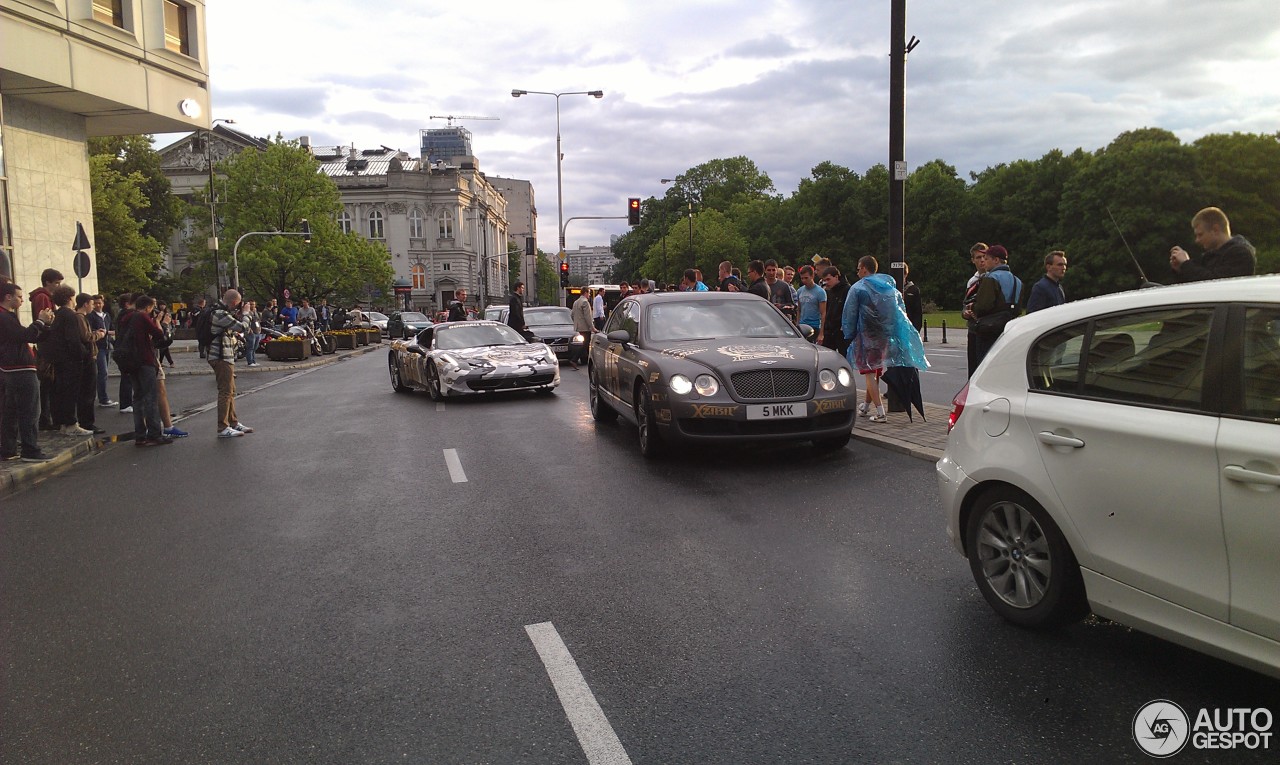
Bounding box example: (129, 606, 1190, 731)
(1, 370, 40, 457)
(96, 346, 111, 403)
(130, 366, 162, 440)
(244, 333, 260, 365)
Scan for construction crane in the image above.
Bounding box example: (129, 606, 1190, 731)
(429, 115, 499, 127)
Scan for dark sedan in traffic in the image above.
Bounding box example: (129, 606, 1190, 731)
(588, 292, 858, 457)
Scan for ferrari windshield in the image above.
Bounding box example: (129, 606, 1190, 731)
(645, 299, 801, 342)
(525, 308, 573, 326)
(435, 323, 526, 350)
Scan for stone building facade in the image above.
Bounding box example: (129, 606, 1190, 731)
(1, 0, 211, 292)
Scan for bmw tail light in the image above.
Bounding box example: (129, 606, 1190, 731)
(948, 383, 969, 433)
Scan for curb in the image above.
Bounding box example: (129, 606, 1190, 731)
(852, 430, 943, 463)
(1, 344, 381, 498)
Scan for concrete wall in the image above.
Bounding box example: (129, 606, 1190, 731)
(3, 95, 97, 294)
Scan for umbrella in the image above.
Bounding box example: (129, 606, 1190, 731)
(882, 366, 926, 422)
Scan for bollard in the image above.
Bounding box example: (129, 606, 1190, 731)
(922, 318, 929, 343)
(941, 320, 948, 344)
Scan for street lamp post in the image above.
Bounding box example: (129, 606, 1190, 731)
(231, 219, 309, 293)
(511, 88, 604, 301)
(200, 118, 235, 294)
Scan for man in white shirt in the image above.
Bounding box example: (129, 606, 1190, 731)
(591, 288, 606, 330)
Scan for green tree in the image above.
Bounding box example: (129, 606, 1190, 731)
(198, 137, 392, 303)
(89, 136, 181, 248)
(904, 160, 972, 308)
(89, 153, 165, 295)
(1058, 129, 1200, 297)
(1192, 132, 1280, 272)
(535, 253, 559, 306)
(642, 208, 746, 284)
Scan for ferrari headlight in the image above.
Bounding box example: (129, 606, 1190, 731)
(837, 368, 852, 387)
(543, 347, 557, 364)
(819, 369, 837, 391)
(694, 374, 719, 396)
(438, 353, 461, 371)
(669, 374, 693, 395)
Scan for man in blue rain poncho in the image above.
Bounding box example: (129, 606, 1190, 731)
(841, 256, 929, 423)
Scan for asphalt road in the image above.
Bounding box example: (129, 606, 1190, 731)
(2, 352, 1276, 764)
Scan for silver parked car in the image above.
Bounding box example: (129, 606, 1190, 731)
(937, 275, 1280, 678)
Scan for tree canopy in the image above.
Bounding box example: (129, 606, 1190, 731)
(192, 137, 393, 304)
(609, 130, 1279, 308)
(87, 136, 177, 296)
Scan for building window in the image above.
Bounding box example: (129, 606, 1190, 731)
(409, 208, 424, 239)
(338, 211, 352, 235)
(438, 209, 453, 239)
(442, 262, 451, 271)
(94, 0, 125, 28)
(164, 2, 191, 55)
(411, 264, 426, 289)
(368, 210, 384, 240)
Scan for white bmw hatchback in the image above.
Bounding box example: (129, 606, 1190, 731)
(937, 275, 1280, 678)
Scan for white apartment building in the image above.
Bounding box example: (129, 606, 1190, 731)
(567, 245, 617, 284)
(1, 0, 211, 291)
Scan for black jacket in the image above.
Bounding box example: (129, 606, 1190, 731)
(48, 306, 94, 364)
(747, 277, 769, 300)
(507, 294, 526, 331)
(1177, 235, 1256, 282)
(0, 307, 48, 372)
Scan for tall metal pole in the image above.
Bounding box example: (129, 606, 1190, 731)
(207, 133, 221, 295)
(687, 201, 694, 270)
(888, 0, 907, 292)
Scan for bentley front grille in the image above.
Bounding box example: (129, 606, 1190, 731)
(729, 369, 810, 400)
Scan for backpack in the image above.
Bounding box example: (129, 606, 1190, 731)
(111, 313, 140, 372)
(195, 307, 216, 347)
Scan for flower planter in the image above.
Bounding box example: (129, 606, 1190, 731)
(363, 329, 381, 344)
(355, 332, 369, 346)
(328, 333, 358, 350)
(265, 340, 310, 361)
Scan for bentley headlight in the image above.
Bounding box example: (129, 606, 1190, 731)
(572, 333, 585, 344)
(694, 374, 719, 396)
(837, 368, 852, 387)
(819, 369, 837, 391)
(669, 374, 693, 395)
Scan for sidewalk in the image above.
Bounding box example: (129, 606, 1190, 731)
(1, 339, 381, 497)
(852, 401, 951, 462)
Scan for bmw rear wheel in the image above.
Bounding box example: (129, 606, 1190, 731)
(964, 487, 1087, 628)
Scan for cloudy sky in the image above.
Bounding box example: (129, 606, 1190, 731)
(195, 0, 1280, 252)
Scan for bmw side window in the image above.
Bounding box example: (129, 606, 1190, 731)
(1242, 307, 1280, 422)
(1078, 308, 1214, 408)
(1029, 322, 1088, 392)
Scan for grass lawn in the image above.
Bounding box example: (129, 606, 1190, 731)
(922, 310, 965, 330)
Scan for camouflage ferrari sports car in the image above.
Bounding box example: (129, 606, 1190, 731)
(588, 292, 858, 457)
(388, 320, 560, 399)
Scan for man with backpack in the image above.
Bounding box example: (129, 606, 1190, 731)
(970, 244, 1023, 368)
(189, 297, 209, 358)
(208, 289, 253, 439)
(115, 295, 171, 446)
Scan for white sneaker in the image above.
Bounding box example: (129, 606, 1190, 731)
(61, 424, 93, 436)
(858, 402, 870, 418)
(98, 399, 117, 407)
(247, 362, 260, 367)
(217, 427, 244, 438)
(868, 413, 887, 423)
(232, 422, 254, 434)
(120, 406, 133, 413)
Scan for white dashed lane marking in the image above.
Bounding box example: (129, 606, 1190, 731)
(525, 622, 633, 765)
(443, 449, 467, 483)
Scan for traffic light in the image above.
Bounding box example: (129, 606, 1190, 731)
(627, 197, 640, 226)
(300, 218, 311, 244)
(559, 260, 569, 287)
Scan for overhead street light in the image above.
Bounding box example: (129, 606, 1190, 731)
(511, 88, 605, 301)
(198, 117, 235, 293)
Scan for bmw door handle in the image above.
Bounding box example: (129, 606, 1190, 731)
(1223, 465, 1280, 487)
(1037, 432, 1085, 448)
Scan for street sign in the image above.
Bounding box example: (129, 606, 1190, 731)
(73, 251, 91, 278)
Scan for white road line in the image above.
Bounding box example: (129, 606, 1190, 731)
(525, 622, 633, 765)
(443, 448, 467, 483)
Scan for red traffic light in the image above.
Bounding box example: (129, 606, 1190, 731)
(627, 197, 640, 226)
(559, 261, 569, 273)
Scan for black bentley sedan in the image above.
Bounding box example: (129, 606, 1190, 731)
(587, 292, 858, 457)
